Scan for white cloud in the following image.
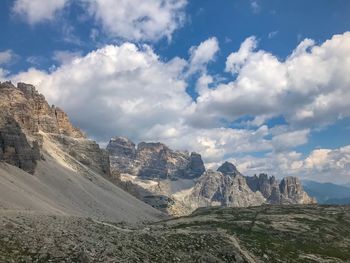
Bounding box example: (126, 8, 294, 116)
(271, 129, 310, 152)
(12, 0, 186, 42)
(13, 0, 68, 24)
(0, 50, 17, 65)
(225, 36, 257, 74)
(188, 37, 219, 75)
(250, 0, 261, 14)
(268, 31, 278, 39)
(84, 0, 187, 41)
(7, 42, 272, 164)
(11, 43, 191, 142)
(234, 146, 350, 184)
(196, 32, 350, 129)
(5, 32, 350, 184)
(52, 50, 82, 65)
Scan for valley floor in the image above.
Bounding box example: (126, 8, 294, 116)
(1, 205, 350, 262)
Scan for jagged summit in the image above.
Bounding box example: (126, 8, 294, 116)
(108, 137, 316, 215)
(0, 81, 316, 219)
(0, 81, 109, 175)
(217, 161, 240, 176)
(0, 81, 162, 222)
(107, 136, 206, 180)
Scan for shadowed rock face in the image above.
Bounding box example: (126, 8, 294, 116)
(107, 137, 206, 180)
(108, 140, 316, 214)
(0, 115, 40, 174)
(246, 173, 277, 198)
(245, 172, 316, 204)
(279, 176, 317, 204)
(0, 81, 110, 175)
(189, 170, 266, 208)
(188, 152, 205, 178)
(217, 161, 240, 176)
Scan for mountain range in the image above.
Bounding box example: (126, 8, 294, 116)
(0, 81, 317, 218)
(303, 180, 350, 204)
(2, 81, 350, 262)
(106, 136, 316, 215)
(0, 81, 162, 222)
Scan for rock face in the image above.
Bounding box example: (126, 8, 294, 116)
(279, 176, 317, 204)
(0, 115, 40, 174)
(246, 173, 317, 205)
(0, 81, 109, 176)
(107, 137, 205, 180)
(188, 170, 266, 209)
(246, 173, 278, 199)
(108, 139, 317, 215)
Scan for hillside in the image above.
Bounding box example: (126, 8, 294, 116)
(1, 205, 349, 262)
(0, 81, 162, 223)
(107, 137, 316, 215)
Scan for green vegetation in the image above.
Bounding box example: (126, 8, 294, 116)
(166, 205, 350, 262)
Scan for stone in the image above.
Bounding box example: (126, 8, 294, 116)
(279, 176, 317, 204)
(246, 173, 316, 205)
(0, 115, 40, 174)
(107, 137, 206, 180)
(0, 82, 109, 175)
(187, 152, 206, 178)
(217, 161, 240, 176)
(188, 170, 266, 208)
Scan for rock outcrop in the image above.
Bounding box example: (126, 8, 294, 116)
(217, 161, 241, 176)
(188, 170, 266, 209)
(279, 176, 317, 204)
(107, 137, 205, 180)
(246, 173, 316, 204)
(0, 81, 109, 176)
(0, 115, 40, 174)
(108, 140, 317, 215)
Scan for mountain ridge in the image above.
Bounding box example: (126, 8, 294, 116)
(0, 81, 163, 223)
(107, 136, 316, 215)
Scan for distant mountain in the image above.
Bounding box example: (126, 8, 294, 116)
(107, 136, 316, 216)
(0, 81, 162, 223)
(303, 180, 350, 204)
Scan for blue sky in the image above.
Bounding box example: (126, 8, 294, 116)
(1, 0, 350, 183)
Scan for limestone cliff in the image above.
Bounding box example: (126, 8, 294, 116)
(246, 173, 317, 204)
(107, 136, 205, 180)
(108, 138, 317, 215)
(0, 81, 109, 176)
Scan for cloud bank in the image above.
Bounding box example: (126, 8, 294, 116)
(12, 0, 187, 42)
(3, 32, 350, 183)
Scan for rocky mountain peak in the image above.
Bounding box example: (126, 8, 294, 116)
(0, 81, 109, 175)
(107, 136, 136, 158)
(108, 137, 206, 180)
(217, 161, 240, 176)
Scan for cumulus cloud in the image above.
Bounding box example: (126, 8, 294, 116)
(52, 50, 82, 65)
(7, 41, 274, 164)
(225, 36, 257, 74)
(196, 32, 350, 129)
(234, 146, 350, 183)
(13, 0, 68, 24)
(4, 32, 350, 183)
(11, 44, 191, 141)
(13, 0, 187, 42)
(0, 50, 17, 65)
(188, 37, 219, 75)
(271, 129, 310, 152)
(84, 0, 187, 41)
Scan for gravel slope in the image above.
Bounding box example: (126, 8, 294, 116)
(0, 154, 163, 224)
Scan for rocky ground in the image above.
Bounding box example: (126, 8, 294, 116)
(1, 205, 349, 262)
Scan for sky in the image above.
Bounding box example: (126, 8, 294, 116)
(0, 0, 350, 184)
